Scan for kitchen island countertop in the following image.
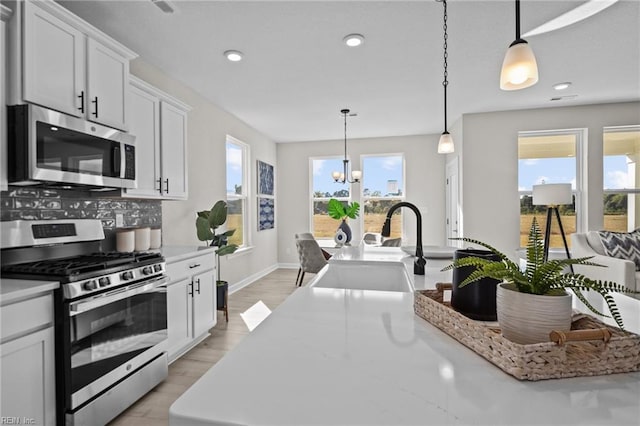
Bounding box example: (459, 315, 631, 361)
(170, 280, 640, 425)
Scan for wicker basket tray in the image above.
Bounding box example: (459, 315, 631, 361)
(414, 284, 640, 381)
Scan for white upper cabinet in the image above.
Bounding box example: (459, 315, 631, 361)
(86, 38, 129, 130)
(127, 81, 162, 197)
(1, 4, 11, 192)
(22, 1, 84, 118)
(124, 77, 190, 200)
(160, 101, 188, 199)
(11, 0, 136, 131)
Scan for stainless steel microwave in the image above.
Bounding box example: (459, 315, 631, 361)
(7, 104, 137, 189)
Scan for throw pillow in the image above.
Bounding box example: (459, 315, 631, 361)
(597, 229, 640, 271)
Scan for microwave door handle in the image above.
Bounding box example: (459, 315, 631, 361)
(69, 276, 169, 316)
(112, 145, 121, 176)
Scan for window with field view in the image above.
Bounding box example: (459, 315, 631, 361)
(603, 126, 640, 232)
(311, 157, 351, 239)
(362, 155, 404, 239)
(518, 131, 582, 248)
(226, 137, 248, 247)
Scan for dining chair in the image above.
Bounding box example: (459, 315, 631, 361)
(294, 233, 329, 286)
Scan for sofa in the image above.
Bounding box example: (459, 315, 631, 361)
(571, 231, 640, 291)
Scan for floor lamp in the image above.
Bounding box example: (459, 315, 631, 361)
(532, 183, 573, 272)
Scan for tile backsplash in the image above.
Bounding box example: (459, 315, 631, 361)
(1, 187, 162, 250)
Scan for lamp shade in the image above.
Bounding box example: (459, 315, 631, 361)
(438, 132, 455, 154)
(532, 183, 572, 206)
(499, 41, 539, 90)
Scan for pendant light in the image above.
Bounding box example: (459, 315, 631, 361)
(332, 109, 361, 184)
(437, 0, 454, 154)
(500, 0, 539, 90)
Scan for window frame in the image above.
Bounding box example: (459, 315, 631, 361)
(309, 155, 353, 240)
(602, 125, 640, 232)
(226, 135, 250, 248)
(359, 153, 406, 239)
(517, 129, 586, 248)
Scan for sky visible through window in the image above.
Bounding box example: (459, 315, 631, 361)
(312, 156, 403, 195)
(519, 156, 628, 190)
(226, 142, 243, 194)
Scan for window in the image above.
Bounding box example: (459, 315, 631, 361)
(310, 157, 351, 239)
(603, 126, 640, 231)
(518, 130, 583, 248)
(226, 136, 249, 247)
(361, 154, 404, 239)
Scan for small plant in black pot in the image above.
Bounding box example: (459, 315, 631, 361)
(196, 200, 238, 314)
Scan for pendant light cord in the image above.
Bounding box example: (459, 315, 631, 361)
(442, 0, 449, 131)
(515, 0, 521, 40)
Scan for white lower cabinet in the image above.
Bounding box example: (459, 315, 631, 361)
(0, 293, 56, 425)
(166, 250, 216, 362)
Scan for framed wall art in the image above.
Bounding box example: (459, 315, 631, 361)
(258, 197, 275, 231)
(257, 160, 274, 196)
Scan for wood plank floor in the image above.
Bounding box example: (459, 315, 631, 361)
(108, 268, 302, 425)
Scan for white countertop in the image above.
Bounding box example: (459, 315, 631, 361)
(160, 245, 216, 263)
(170, 272, 640, 425)
(0, 278, 59, 305)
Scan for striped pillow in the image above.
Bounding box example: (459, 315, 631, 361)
(597, 229, 640, 271)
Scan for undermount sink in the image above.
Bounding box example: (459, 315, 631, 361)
(308, 260, 414, 292)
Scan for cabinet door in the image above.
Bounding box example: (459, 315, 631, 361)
(192, 269, 216, 339)
(0, 327, 56, 425)
(125, 84, 161, 197)
(160, 102, 188, 199)
(22, 1, 84, 117)
(167, 277, 193, 362)
(86, 38, 129, 130)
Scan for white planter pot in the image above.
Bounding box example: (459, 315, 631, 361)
(496, 282, 572, 344)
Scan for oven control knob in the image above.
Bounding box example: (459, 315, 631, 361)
(154, 264, 162, 272)
(99, 277, 110, 287)
(142, 266, 153, 275)
(121, 271, 134, 281)
(83, 280, 98, 291)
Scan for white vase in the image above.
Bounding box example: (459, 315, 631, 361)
(496, 282, 572, 344)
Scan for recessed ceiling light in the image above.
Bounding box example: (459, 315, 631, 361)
(343, 34, 365, 47)
(553, 82, 572, 91)
(224, 50, 243, 62)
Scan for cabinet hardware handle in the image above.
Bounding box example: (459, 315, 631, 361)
(189, 263, 201, 269)
(78, 91, 85, 113)
(92, 96, 99, 117)
(156, 178, 162, 194)
(164, 178, 169, 193)
(195, 278, 201, 294)
(187, 282, 193, 296)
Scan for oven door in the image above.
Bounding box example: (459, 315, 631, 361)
(62, 275, 168, 409)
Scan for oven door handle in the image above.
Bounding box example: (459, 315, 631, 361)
(69, 276, 168, 316)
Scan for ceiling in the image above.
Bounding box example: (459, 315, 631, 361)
(57, 0, 640, 143)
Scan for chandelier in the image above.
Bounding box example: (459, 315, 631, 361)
(332, 108, 361, 184)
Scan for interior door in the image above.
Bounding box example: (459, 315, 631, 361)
(446, 158, 461, 247)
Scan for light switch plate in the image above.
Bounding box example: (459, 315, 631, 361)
(116, 213, 124, 227)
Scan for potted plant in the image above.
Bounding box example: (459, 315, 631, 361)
(443, 217, 637, 344)
(196, 200, 238, 313)
(327, 198, 360, 245)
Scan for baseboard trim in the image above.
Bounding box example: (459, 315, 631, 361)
(228, 264, 279, 295)
(278, 263, 299, 270)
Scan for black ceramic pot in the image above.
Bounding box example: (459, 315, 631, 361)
(451, 249, 501, 321)
(216, 281, 228, 310)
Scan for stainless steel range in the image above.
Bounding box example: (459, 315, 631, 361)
(1, 220, 168, 426)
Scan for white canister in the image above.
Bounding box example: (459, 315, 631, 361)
(134, 227, 151, 251)
(116, 229, 135, 253)
(149, 228, 162, 249)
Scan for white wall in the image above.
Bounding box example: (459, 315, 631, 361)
(130, 60, 278, 286)
(460, 101, 640, 258)
(277, 134, 446, 265)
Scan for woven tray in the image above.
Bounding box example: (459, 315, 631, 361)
(414, 284, 640, 381)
